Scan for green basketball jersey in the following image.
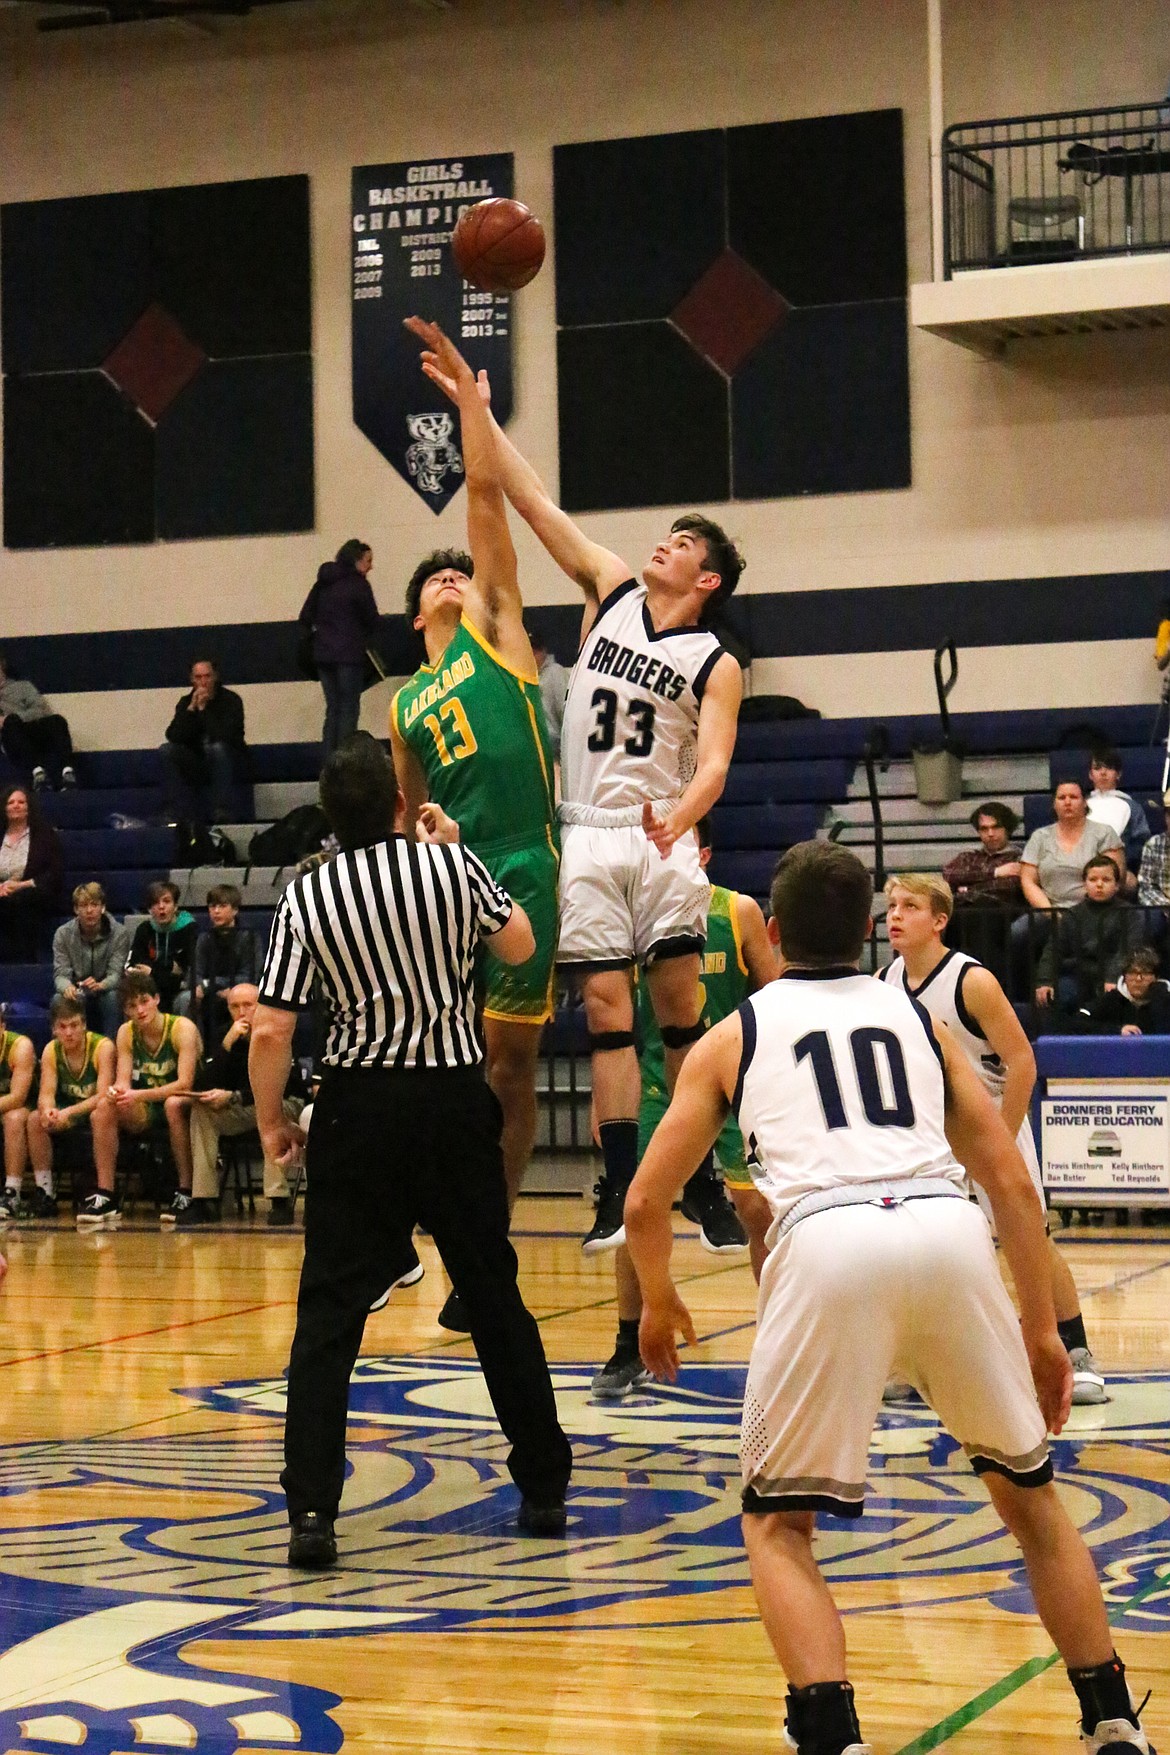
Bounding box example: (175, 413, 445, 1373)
(0, 1030, 21, 1099)
(130, 1014, 180, 1089)
(55, 1032, 103, 1118)
(638, 886, 749, 1099)
(392, 617, 557, 856)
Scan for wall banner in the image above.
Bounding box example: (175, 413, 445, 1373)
(351, 154, 515, 513)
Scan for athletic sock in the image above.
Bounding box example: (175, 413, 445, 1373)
(1058, 1313, 1089, 1354)
(683, 1150, 717, 1197)
(1068, 1653, 1139, 1733)
(614, 1317, 640, 1360)
(785, 1680, 864, 1755)
(598, 1119, 638, 1193)
(33, 1169, 54, 1196)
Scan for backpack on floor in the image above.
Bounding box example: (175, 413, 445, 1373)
(248, 804, 330, 868)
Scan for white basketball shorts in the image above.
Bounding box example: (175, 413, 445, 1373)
(972, 1118, 1046, 1228)
(555, 817, 709, 967)
(741, 1194, 1050, 1517)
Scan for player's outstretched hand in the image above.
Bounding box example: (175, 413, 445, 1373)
(1027, 1330, 1073, 1435)
(642, 801, 678, 860)
(404, 316, 475, 403)
(639, 1290, 697, 1382)
(417, 802, 461, 844)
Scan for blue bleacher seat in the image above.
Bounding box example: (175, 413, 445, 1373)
(60, 828, 175, 869)
(1035, 1034, 1170, 1078)
(719, 760, 852, 806)
(709, 803, 821, 848)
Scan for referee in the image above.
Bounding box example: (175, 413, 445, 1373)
(250, 733, 572, 1568)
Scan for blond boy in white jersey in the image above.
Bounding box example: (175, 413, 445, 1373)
(882, 873, 1105, 1405)
(624, 841, 1152, 1755)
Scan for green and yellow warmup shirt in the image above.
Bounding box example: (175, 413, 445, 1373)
(55, 1031, 104, 1127)
(131, 1014, 180, 1084)
(392, 616, 561, 1025)
(637, 885, 752, 1182)
(0, 1030, 25, 1099)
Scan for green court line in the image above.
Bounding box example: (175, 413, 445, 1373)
(892, 1564, 1170, 1755)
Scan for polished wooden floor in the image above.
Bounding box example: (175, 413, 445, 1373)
(0, 1194, 1167, 1755)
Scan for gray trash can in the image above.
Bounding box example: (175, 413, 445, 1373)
(912, 744, 963, 805)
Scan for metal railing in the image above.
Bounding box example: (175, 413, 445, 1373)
(943, 100, 1170, 276)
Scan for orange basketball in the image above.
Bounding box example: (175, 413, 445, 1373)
(451, 198, 546, 293)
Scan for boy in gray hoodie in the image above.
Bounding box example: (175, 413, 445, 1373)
(52, 882, 130, 1038)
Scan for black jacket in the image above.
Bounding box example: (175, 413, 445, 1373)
(1077, 980, 1170, 1034)
(166, 685, 246, 752)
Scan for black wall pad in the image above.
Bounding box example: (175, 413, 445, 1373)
(1, 191, 152, 374)
(554, 130, 725, 327)
(557, 322, 729, 513)
(149, 177, 311, 358)
(728, 110, 907, 307)
(733, 301, 911, 499)
(3, 371, 155, 549)
(156, 355, 314, 540)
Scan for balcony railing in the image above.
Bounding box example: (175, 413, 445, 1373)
(943, 100, 1170, 277)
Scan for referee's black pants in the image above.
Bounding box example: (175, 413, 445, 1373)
(281, 1065, 572, 1520)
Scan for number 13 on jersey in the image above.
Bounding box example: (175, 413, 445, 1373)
(423, 697, 478, 767)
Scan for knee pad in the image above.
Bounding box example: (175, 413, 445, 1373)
(660, 1019, 705, 1050)
(588, 1030, 636, 1054)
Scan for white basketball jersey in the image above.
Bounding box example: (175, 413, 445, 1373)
(880, 950, 1006, 1102)
(561, 580, 726, 812)
(736, 971, 964, 1224)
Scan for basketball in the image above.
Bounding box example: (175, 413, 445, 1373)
(451, 197, 546, 293)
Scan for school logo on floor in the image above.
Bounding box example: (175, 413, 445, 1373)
(0, 1361, 1167, 1752)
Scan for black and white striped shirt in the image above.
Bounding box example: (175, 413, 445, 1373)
(257, 838, 513, 1070)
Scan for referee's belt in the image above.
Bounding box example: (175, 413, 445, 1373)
(775, 1175, 967, 1240)
(559, 799, 680, 829)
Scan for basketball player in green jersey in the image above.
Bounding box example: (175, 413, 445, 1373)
(392, 319, 558, 1326)
(0, 1018, 38, 1221)
(111, 972, 201, 1225)
(31, 995, 121, 1228)
(594, 824, 777, 1399)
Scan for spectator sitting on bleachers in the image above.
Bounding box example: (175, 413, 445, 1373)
(942, 800, 1024, 905)
(111, 972, 200, 1226)
(192, 884, 259, 1046)
(52, 882, 130, 1040)
(1036, 854, 1146, 1017)
(1076, 945, 1170, 1035)
(0, 1015, 40, 1220)
(1137, 788, 1170, 935)
(125, 881, 197, 1015)
(0, 651, 77, 791)
(162, 658, 246, 833)
(0, 784, 64, 962)
(30, 995, 119, 1227)
(187, 982, 304, 1228)
(1086, 747, 1149, 892)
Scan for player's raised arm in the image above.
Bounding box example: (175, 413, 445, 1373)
(406, 318, 528, 662)
(389, 689, 431, 840)
(643, 652, 743, 859)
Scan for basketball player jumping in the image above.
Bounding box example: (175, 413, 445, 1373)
(881, 872, 1107, 1404)
(426, 362, 745, 1252)
(393, 319, 560, 1327)
(626, 841, 1154, 1755)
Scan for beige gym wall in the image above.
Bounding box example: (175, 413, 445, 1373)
(1, 0, 1168, 738)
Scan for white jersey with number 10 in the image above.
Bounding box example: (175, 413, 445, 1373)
(561, 580, 726, 813)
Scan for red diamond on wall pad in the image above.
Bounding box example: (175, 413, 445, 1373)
(102, 302, 207, 424)
(670, 248, 789, 377)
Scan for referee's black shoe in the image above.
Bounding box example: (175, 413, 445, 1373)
(287, 1511, 337, 1570)
(517, 1497, 567, 1538)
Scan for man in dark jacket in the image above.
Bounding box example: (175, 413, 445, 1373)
(162, 658, 246, 829)
(1077, 946, 1170, 1034)
(0, 652, 77, 791)
(299, 540, 380, 760)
